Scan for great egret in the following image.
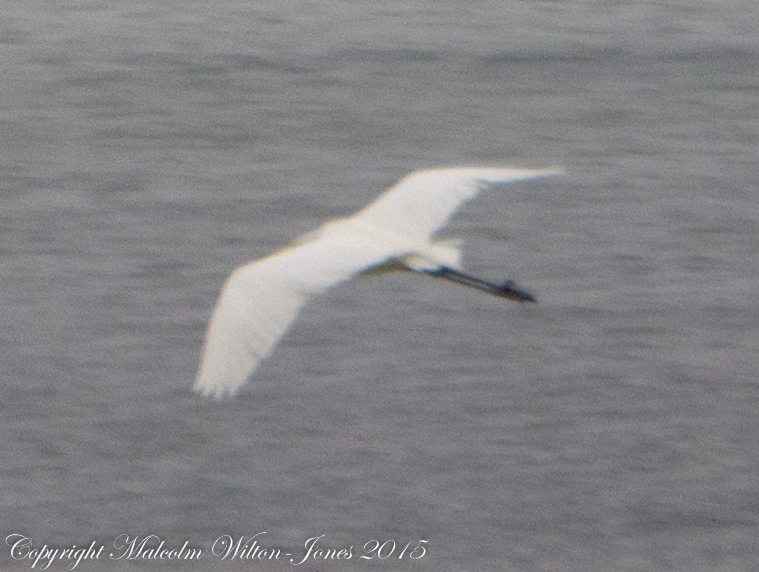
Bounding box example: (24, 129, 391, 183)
(195, 167, 560, 399)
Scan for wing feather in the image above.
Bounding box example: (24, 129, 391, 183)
(352, 167, 561, 243)
(193, 263, 307, 399)
(194, 218, 410, 399)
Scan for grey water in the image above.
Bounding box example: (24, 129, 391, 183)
(1, 1, 758, 570)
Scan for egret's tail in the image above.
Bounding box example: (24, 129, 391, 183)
(403, 238, 463, 272)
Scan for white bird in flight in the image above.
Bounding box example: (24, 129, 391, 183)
(195, 166, 560, 399)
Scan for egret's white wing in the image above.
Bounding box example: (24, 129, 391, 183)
(352, 167, 561, 243)
(194, 219, 410, 399)
(194, 265, 305, 399)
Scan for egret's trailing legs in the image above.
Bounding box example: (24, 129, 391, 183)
(423, 266, 536, 303)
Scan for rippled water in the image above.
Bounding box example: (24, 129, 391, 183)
(1, 1, 758, 571)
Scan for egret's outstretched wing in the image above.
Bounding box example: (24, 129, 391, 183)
(353, 167, 561, 243)
(194, 264, 305, 399)
(194, 219, 409, 399)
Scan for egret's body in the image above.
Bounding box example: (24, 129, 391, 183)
(195, 167, 560, 399)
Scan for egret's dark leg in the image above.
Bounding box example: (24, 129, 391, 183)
(423, 266, 536, 302)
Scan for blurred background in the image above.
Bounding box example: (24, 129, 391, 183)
(1, 1, 757, 570)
